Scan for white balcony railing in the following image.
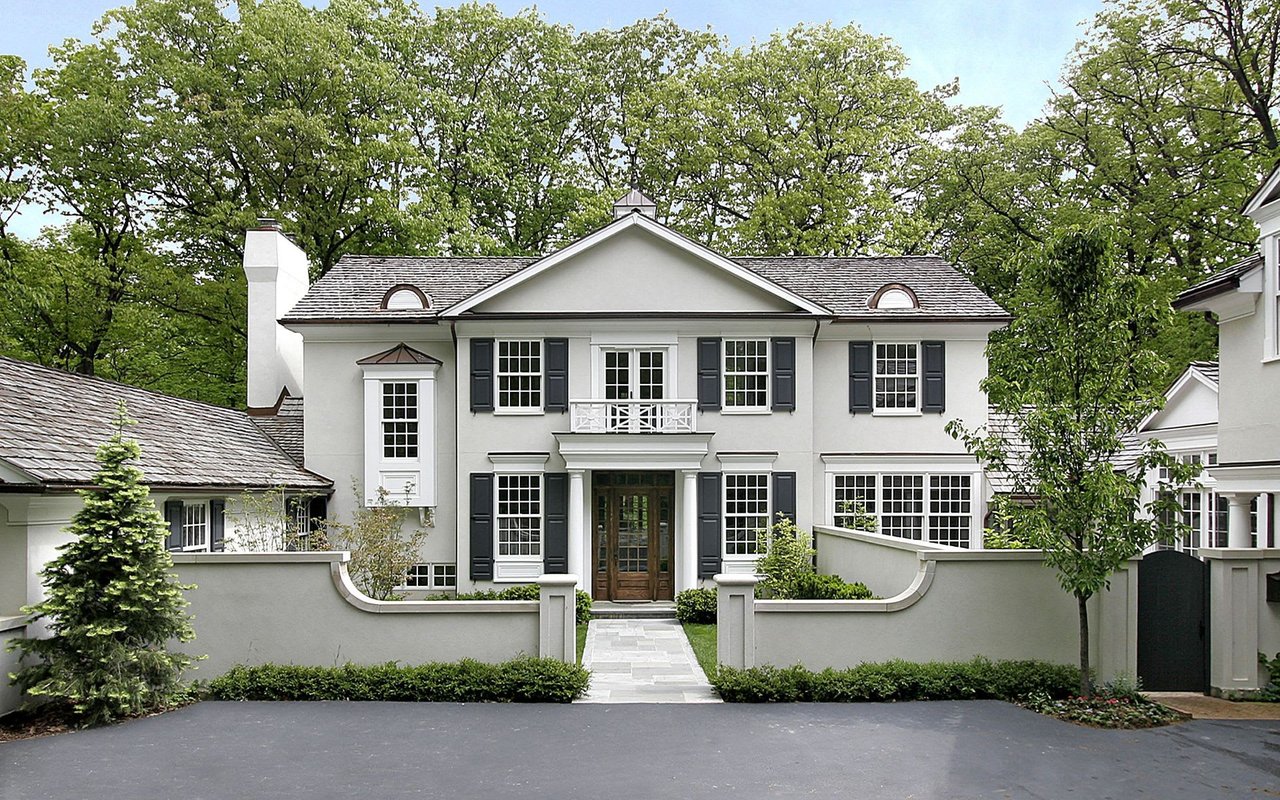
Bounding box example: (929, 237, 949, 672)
(569, 399, 697, 433)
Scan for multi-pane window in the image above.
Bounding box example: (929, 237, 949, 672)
(723, 339, 769, 409)
(497, 474, 542, 557)
(833, 473, 974, 547)
(929, 475, 973, 548)
(382, 382, 419, 458)
(724, 473, 770, 556)
(497, 340, 542, 410)
(874, 343, 918, 410)
(403, 563, 458, 589)
(1181, 491, 1202, 550)
(182, 502, 209, 550)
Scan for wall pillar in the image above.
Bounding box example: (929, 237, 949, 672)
(538, 574, 578, 664)
(1204, 553, 1263, 694)
(715, 574, 758, 669)
(1224, 492, 1258, 548)
(567, 471, 585, 591)
(681, 470, 699, 593)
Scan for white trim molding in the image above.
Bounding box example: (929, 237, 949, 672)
(553, 432, 712, 472)
(487, 452, 550, 472)
(717, 451, 779, 473)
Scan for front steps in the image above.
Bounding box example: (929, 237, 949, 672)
(590, 601, 677, 620)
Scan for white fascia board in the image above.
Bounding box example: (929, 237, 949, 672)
(1183, 286, 1259, 322)
(1243, 163, 1280, 218)
(443, 213, 831, 317)
(820, 453, 979, 473)
(1138, 368, 1217, 433)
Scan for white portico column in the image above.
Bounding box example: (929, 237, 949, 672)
(567, 470, 585, 590)
(681, 469, 699, 592)
(1223, 491, 1258, 548)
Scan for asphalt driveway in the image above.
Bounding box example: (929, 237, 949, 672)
(2, 700, 1277, 799)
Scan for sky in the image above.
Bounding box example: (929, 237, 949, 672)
(0, 0, 1106, 238)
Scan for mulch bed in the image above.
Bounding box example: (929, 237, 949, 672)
(0, 707, 77, 742)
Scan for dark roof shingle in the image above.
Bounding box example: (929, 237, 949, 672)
(1175, 253, 1263, 308)
(0, 357, 328, 490)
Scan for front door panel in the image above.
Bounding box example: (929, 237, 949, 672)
(591, 472, 675, 601)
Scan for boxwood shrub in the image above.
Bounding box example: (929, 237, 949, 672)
(712, 658, 1080, 703)
(428, 586, 593, 625)
(675, 588, 717, 623)
(207, 657, 590, 703)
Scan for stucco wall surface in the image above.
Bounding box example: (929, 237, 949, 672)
(171, 553, 539, 679)
(0, 617, 25, 717)
(1202, 549, 1280, 692)
(1218, 311, 1280, 464)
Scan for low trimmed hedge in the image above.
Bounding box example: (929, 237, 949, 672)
(207, 657, 591, 703)
(712, 658, 1080, 703)
(427, 585, 593, 624)
(789, 573, 873, 600)
(675, 588, 717, 624)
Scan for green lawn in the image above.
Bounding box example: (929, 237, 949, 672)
(682, 623, 717, 677)
(576, 623, 588, 664)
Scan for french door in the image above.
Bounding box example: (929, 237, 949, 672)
(602, 349, 665, 432)
(592, 472, 674, 601)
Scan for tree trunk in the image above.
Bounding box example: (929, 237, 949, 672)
(1077, 591, 1092, 697)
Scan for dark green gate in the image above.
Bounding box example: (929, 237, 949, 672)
(1137, 550, 1208, 692)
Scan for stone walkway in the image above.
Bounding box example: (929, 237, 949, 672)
(578, 618, 720, 703)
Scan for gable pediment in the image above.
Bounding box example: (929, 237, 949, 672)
(450, 214, 828, 316)
(1142, 372, 1218, 433)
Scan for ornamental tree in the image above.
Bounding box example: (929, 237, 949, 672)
(948, 228, 1194, 696)
(9, 410, 195, 726)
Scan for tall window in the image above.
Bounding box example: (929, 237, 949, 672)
(723, 339, 769, 409)
(497, 340, 542, 410)
(183, 502, 209, 550)
(724, 473, 769, 556)
(833, 473, 973, 547)
(496, 474, 541, 557)
(874, 343, 918, 410)
(382, 382, 419, 458)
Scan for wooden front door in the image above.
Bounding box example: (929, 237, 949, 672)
(593, 472, 674, 601)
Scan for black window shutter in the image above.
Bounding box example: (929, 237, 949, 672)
(543, 472, 568, 573)
(544, 338, 568, 413)
(697, 472, 723, 578)
(209, 499, 226, 552)
(771, 337, 796, 411)
(921, 341, 946, 413)
(697, 337, 722, 411)
(163, 499, 183, 551)
(849, 341, 873, 413)
(773, 472, 797, 523)
(469, 473, 494, 580)
(470, 338, 494, 413)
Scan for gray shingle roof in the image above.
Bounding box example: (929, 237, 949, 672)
(249, 397, 305, 467)
(1189, 360, 1219, 386)
(0, 357, 328, 490)
(1175, 253, 1263, 308)
(283, 250, 1006, 322)
(985, 408, 1143, 494)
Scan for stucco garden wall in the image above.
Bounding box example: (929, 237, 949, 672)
(0, 616, 25, 717)
(1201, 548, 1280, 694)
(170, 552, 544, 679)
(721, 527, 1136, 682)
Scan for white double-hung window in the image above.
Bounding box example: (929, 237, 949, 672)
(182, 502, 209, 551)
(361, 347, 439, 507)
(496, 474, 542, 558)
(827, 457, 979, 548)
(874, 343, 919, 411)
(724, 473, 770, 558)
(496, 340, 542, 411)
(723, 339, 769, 410)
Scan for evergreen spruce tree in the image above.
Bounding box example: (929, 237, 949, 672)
(10, 407, 196, 726)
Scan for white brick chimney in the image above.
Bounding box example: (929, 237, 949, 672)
(243, 218, 308, 410)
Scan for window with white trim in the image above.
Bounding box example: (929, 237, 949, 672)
(724, 473, 769, 557)
(381, 382, 419, 458)
(182, 502, 209, 550)
(403, 562, 457, 589)
(874, 343, 918, 411)
(496, 340, 542, 410)
(723, 339, 769, 409)
(832, 473, 974, 547)
(496, 474, 541, 557)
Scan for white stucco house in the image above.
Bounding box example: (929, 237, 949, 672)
(1174, 166, 1280, 551)
(237, 190, 1009, 600)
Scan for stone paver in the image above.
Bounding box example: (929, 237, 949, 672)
(578, 618, 720, 703)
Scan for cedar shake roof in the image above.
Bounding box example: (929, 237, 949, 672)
(0, 357, 329, 490)
(249, 396, 305, 466)
(985, 408, 1143, 494)
(1174, 253, 1263, 308)
(283, 252, 1007, 323)
(1189, 360, 1219, 386)
(356, 343, 443, 365)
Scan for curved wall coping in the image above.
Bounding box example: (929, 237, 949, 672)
(170, 551, 539, 616)
(0, 615, 27, 634)
(814, 526, 953, 553)
(1199, 547, 1280, 560)
(753, 561, 937, 614)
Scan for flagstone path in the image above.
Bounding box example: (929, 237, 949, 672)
(578, 618, 720, 703)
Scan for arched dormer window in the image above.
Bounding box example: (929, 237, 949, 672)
(869, 283, 919, 310)
(382, 284, 431, 311)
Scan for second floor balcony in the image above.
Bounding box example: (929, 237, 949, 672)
(569, 399, 697, 433)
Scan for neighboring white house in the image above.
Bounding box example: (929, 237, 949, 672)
(245, 191, 1010, 600)
(0, 356, 332, 625)
(1175, 165, 1280, 550)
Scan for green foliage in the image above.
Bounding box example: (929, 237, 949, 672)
(206, 657, 590, 703)
(790, 573, 874, 600)
(755, 515, 816, 599)
(948, 229, 1201, 695)
(983, 529, 1032, 550)
(712, 658, 1080, 704)
(834, 501, 877, 532)
(323, 485, 429, 601)
(1020, 675, 1182, 728)
(434, 585, 593, 625)
(8, 410, 196, 726)
(681, 623, 718, 678)
(1259, 652, 1280, 701)
(675, 588, 718, 624)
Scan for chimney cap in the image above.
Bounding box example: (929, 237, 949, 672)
(612, 188, 658, 219)
(254, 217, 282, 232)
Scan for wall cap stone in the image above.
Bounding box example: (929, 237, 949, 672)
(0, 615, 27, 634)
(713, 574, 761, 587)
(756, 560, 937, 613)
(1199, 547, 1280, 559)
(171, 551, 351, 564)
(536, 574, 580, 587)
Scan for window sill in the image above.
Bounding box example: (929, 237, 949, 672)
(1262, 355, 1280, 365)
(872, 409, 923, 417)
(493, 408, 545, 416)
(720, 407, 771, 416)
